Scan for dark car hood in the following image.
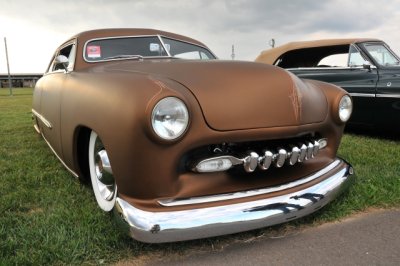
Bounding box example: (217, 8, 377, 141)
(98, 60, 328, 131)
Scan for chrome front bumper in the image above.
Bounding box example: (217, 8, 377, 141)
(114, 158, 354, 243)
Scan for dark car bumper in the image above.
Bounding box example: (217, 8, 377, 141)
(114, 158, 354, 243)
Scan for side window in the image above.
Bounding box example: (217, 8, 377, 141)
(51, 43, 76, 72)
(318, 53, 348, 67)
(276, 45, 350, 68)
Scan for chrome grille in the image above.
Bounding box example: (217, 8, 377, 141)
(192, 139, 327, 173)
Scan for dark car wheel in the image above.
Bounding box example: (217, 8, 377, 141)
(88, 131, 117, 211)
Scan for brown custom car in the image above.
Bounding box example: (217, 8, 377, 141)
(32, 29, 354, 243)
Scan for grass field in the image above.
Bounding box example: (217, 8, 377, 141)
(1, 88, 399, 265)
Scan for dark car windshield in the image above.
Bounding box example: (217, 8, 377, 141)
(84, 35, 216, 62)
(362, 43, 400, 66)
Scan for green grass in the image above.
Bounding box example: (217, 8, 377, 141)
(1, 88, 399, 264)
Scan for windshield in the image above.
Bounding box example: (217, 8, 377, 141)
(84, 35, 216, 62)
(363, 43, 400, 66)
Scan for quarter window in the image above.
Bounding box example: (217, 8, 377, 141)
(49, 43, 76, 72)
(348, 45, 367, 67)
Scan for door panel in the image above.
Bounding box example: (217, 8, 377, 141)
(375, 69, 400, 130)
(39, 73, 66, 158)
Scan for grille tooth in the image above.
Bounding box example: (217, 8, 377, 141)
(288, 146, 300, 165)
(298, 144, 307, 162)
(258, 150, 273, 170)
(274, 149, 287, 168)
(243, 152, 259, 173)
(312, 141, 320, 157)
(306, 142, 314, 160)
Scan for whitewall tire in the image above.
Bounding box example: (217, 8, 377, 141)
(88, 131, 117, 211)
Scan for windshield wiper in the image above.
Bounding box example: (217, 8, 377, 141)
(103, 55, 144, 60)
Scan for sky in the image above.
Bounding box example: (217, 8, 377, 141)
(1, 0, 400, 73)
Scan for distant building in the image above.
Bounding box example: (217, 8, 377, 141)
(0, 73, 43, 88)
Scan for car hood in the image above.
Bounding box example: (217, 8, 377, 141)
(99, 60, 328, 131)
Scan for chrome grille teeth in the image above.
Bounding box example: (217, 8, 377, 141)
(258, 150, 273, 170)
(288, 146, 300, 165)
(306, 142, 314, 159)
(257, 140, 323, 171)
(274, 149, 287, 168)
(193, 138, 327, 173)
(243, 152, 259, 173)
(312, 140, 320, 157)
(298, 144, 307, 163)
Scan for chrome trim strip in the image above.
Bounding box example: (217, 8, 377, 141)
(33, 124, 41, 134)
(114, 158, 353, 243)
(376, 94, 400, 99)
(287, 66, 375, 71)
(159, 159, 341, 207)
(349, 93, 400, 99)
(41, 133, 79, 178)
(32, 113, 41, 134)
(349, 93, 375, 98)
(31, 109, 53, 129)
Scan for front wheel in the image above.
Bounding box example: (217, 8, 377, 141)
(88, 131, 117, 211)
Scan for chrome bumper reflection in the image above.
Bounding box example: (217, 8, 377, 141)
(114, 158, 354, 243)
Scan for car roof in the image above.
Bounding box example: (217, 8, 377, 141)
(66, 28, 207, 48)
(255, 38, 382, 64)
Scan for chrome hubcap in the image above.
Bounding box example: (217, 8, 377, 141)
(93, 138, 116, 201)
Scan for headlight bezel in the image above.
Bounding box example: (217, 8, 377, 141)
(151, 96, 190, 141)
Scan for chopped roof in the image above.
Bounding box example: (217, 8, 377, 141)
(65, 28, 207, 48)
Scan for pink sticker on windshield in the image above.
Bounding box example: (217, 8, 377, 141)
(87, 45, 101, 58)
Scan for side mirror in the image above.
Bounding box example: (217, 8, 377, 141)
(362, 61, 372, 71)
(54, 55, 69, 71)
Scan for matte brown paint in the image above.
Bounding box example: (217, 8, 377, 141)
(33, 29, 349, 212)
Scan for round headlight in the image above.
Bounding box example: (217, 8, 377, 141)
(151, 97, 189, 140)
(338, 95, 353, 122)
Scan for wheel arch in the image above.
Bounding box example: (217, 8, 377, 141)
(75, 126, 91, 183)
